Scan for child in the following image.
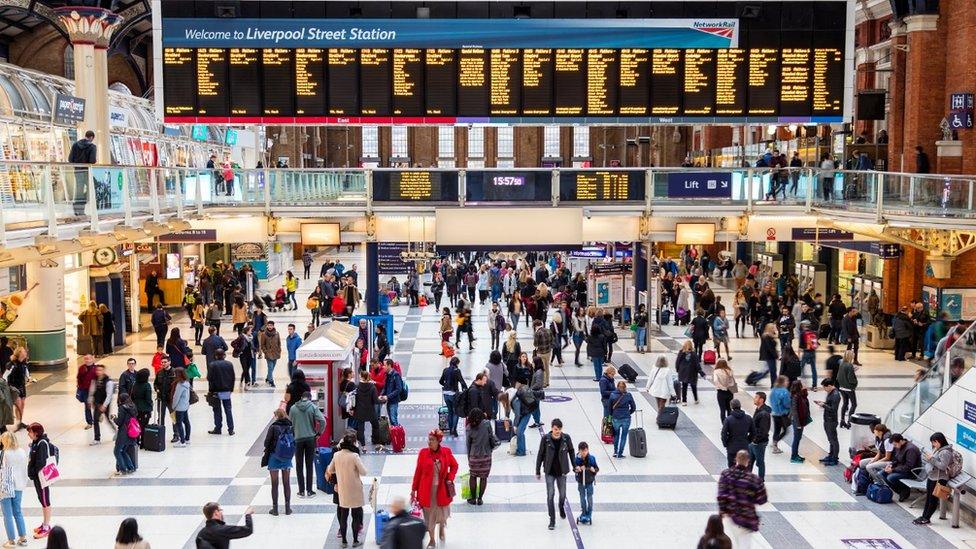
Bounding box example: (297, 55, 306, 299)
(573, 441, 599, 524)
(151, 345, 165, 374)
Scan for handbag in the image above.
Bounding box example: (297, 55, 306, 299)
(445, 478, 456, 498)
(933, 482, 952, 500)
(0, 451, 12, 499)
(189, 391, 199, 405)
(39, 447, 61, 488)
(205, 392, 219, 407)
(186, 362, 201, 379)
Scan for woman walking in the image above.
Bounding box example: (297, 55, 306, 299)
(6, 348, 27, 423)
(326, 432, 368, 546)
(676, 341, 704, 406)
(113, 393, 138, 475)
(608, 381, 637, 459)
(169, 368, 192, 447)
(411, 429, 459, 548)
(26, 423, 53, 539)
(439, 357, 467, 438)
(759, 323, 779, 385)
(712, 359, 737, 422)
(712, 310, 731, 360)
(645, 355, 677, 412)
(788, 380, 811, 463)
(586, 325, 608, 382)
(633, 304, 648, 353)
(439, 308, 453, 345)
(0, 431, 28, 546)
(232, 296, 248, 335)
(192, 300, 205, 346)
(572, 306, 588, 366)
(508, 293, 523, 334)
(465, 408, 499, 505)
(283, 271, 299, 310)
(261, 409, 294, 516)
(836, 350, 859, 428)
(165, 328, 192, 371)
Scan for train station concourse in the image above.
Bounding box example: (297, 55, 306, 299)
(0, 0, 976, 547)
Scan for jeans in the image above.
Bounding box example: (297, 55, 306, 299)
(577, 484, 594, 522)
(490, 329, 500, 351)
(825, 421, 839, 460)
(515, 413, 531, 455)
(241, 354, 254, 385)
(544, 474, 567, 521)
(443, 393, 459, 433)
(612, 417, 631, 457)
(387, 402, 399, 426)
(509, 314, 521, 332)
(883, 472, 910, 497)
(295, 437, 316, 494)
(114, 441, 135, 472)
(790, 422, 804, 459)
(591, 356, 604, 380)
(212, 397, 234, 433)
(717, 389, 733, 422)
(772, 415, 790, 443)
(748, 442, 767, 479)
(175, 410, 191, 443)
(801, 351, 817, 386)
(681, 381, 699, 403)
(847, 338, 860, 362)
(840, 389, 857, 425)
(829, 318, 842, 343)
(0, 491, 25, 541)
(80, 391, 92, 425)
(573, 333, 584, 364)
(288, 360, 297, 379)
(922, 479, 948, 520)
(635, 327, 647, 349)
(266, 359, 277, 383)
(765, 359, 778, 385)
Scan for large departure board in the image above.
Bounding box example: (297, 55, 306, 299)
(372, 171, 460, 202)
(559, 171, 646, 201)
(161, 8, 852, 122)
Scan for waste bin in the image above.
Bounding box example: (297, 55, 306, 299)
(849, 413, 880, 456)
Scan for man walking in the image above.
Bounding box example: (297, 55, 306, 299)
(536, 418, 575, 531)
(718, 450, 768, 548)
(720, 399, 753, 468)
(206, 349, 235, 436)
(87, 364, 116, 445)
(533, 320, 554, 387)
(749, 392, 771, 480)
(150, 303, 170, 347)
(843, 307, 862, 365)
(258, 321, 282, 387)
(301, 249, 313, 280)
(285, 324, 303, 379)
(146, 270, 165, 309)
(817, 379, 841, 466)
(201, 326, 228, 368)
(68, 130, 97, 216)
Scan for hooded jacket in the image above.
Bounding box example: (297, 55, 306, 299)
(721, 409, 754, 455)
(68, 138, 96, 164)
(288, 398, 325, 441)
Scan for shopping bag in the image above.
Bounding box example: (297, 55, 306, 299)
(39, 456, 61, 488)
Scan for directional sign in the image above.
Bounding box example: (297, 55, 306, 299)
(666, 171, 732, 198)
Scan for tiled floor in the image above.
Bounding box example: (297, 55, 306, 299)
(19, 251, 976, 548)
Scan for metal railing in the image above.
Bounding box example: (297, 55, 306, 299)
(884, 321, 974, 434)
(0, 161, 974, 245)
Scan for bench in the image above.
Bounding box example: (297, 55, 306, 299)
(901, 469, 974, 528)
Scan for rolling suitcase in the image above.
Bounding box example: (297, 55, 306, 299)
(628, 411, 647, 458)
(438, 406, 450, 432)
(657, 406, 679, 429)
(374, 416, 391, 446)
(660, 308, 671, 326)
(315, 447, 334, 493)
(142, 404, 166, 452)
(618, 363, 638, 384)
(494, 418, 513, 442)
(390, 425, 406, 453)
(375, 510, 390, 542)
(745, 370, 766, 386)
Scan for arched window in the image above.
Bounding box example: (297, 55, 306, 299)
(64, 45, 74, 79)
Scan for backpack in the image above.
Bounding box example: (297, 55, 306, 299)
(231, 336, 244, 358)
(43, 440, 59, 465)
(345, 389, 357, 414)
(273, 426, 296, 460)
(399, 379, 409, 402)
(454, 388, 471, 417)
(804, 331, 819, 351)
(947, 448, 964, 478)
(127, 416, 142, 438)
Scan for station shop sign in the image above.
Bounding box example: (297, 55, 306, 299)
(666, 172, 732, 199)
(157, 229, 217, 243)
(232, 243, 267, 261)
(53, 93, 85, 125)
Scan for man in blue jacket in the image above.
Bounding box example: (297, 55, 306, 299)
(285, 323, 303, 379)
(380, 359, 403, 426)
(598, 366, 616, 418)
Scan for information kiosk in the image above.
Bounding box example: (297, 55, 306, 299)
(295, 321, 360, 446)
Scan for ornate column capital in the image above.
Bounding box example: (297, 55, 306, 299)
(55, 6, 123, 49)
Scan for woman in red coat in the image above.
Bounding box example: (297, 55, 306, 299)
(411, 428, 458, 548)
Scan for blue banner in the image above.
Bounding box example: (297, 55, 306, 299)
(666, 172, 732, 199)
(958, 423, 976, 453)
(162, 18, 738, 49)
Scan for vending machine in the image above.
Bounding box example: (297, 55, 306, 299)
(295, 321, 360, 446)
(795, 261, 827, 298)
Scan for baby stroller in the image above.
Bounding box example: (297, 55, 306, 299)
(273, 288, 287, 311)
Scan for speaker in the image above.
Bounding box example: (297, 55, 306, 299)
(739, 4, 762, 19)
(857, 91, 886, 121)
(214, 1, 239, 18)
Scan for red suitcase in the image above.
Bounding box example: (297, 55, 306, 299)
(390, 425, 406, 453)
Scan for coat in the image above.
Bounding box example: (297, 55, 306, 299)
(195, 516, 253, 549)
(645, 367, 677, 400)
(78, 309, 103, 336)
(166, 339, 191, 368)
(326, 448, 368, 508)
(721, 409, 754, 455)
(352, 382, 380, 422)
(411, 446, 459, 508)
(259, 328, 282, 359)
(676, 351, 703, 384)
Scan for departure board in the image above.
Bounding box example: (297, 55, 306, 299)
(228, 48, 261, 116)
(196, 48, 228, 116)
(651, 49, 682, 115)
(618, 49, 650, 116)
(328, 48, 358, 115)
(392, 49, 423, 116)
(684, 49, 715, 115)
(812, 48, 844, 115)
(555, 49, 586, 116)
(715, 49, 746, 115)
(425, 49, 457, 116)
(294, 48, 326, 116)
(372, 171, 460, 202)
(559, 171, 645, 201)
(458, 48, 489, 116)
(780, 48, 811, 116)
(522, 49, 554, 116)
(587, 49, 618, 116)
(261, 49, 293, 116)
(748, 49, 779, 115)
(162, 48, 196, 116)
(360, 49, 390, 116)
(490, 49, 521, 116)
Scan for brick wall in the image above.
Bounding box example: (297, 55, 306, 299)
(941, 0, 976, 173)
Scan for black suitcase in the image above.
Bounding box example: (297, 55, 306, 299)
(126, 443, 139, 469)
(660, 309, 671, 326)
(142, 423, 166, 452)
(628, 411, 647, 457)
(657, 406, 679, 429)
(618, 363, 638, 384)
(745, 370, 766, 386)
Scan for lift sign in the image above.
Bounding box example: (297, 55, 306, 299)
(666, 172, 732, 199)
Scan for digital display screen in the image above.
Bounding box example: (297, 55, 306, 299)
(466, 171, 550, 201)
(392, 48, 424, 116)
(555, 49, 586, 116)
(295, 48, 327, 116)
(328, 48, 359, 115)
(162, 47, 196, 115)
(651, 48, 682, 115)
(748, 48, 779, 115)
(228, 48, 261, 116)
(587, 49, 618, 116)
(490, 49, 521, 115)
(458, 48, 488, 116)
(360, 49, 390, 115)
(618, 49, 650, 116)
(261, 48, 294, 116)
(196, 48, 228, 116)
(372, 171, 460, 201)
(425, 49, 457, 116)
(522, 49, 554, 116)
(559, 171, 646, 201)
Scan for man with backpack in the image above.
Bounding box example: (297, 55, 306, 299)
(798, 320, 819, 388)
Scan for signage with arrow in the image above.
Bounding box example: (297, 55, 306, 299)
(666, 171, 732, 199)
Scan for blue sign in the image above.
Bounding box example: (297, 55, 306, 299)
(957, 423, 976, 453)
(162, 18, 739, 49)
(569, 247, 607, 259)
(966, 402, 976, 424)
(948, 93, 973, 130)
(191, 125, 209, 142)
(666, 172, 732, 199)
(225, 129, 238, 146)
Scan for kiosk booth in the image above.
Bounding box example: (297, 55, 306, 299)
(295, 321, 360, 446)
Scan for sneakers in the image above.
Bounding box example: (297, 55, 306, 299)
(174, 442, 187, 448)
(84, 424, 93, 430)
(33, 526, 50, 540)
(4, 539, 17, 548)
(16, 537, 25, 546)
(298, 491, 306, 499)
(771, 446, 784, 454)
(790, 456, 805, 463)
(89, 440, 101, 446)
